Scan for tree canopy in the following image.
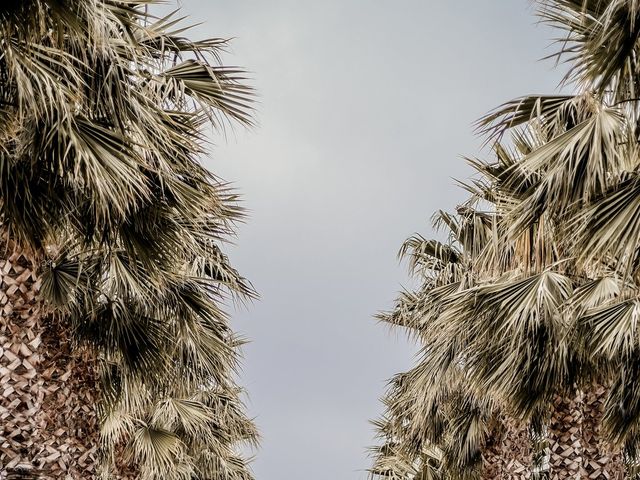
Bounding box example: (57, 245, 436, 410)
(0, 1, 257, 478)
(370, 1, 640, 478)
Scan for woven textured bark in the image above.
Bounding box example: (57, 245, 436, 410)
(581, 384, 624, 480)
(0, 237, 99, 479)
(546, 387, 623, 480)
(481, 385, 625, 480)
(548, 392, 584, 479)
(482, 417, 532, 480)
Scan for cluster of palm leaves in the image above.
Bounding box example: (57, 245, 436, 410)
(0, 0, 257, 478)
(370, 1, 640, 478)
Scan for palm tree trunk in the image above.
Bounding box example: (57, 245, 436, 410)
(581, 383, 624, 479)
(0, 237, 99, 478)
(548, 387, 624, 480)
(548, 391, 584, 479)
(482, 385, 625, 480)
(482, 417, 532, 479)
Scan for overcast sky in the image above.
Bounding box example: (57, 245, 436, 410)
(174, 1, 564, 478)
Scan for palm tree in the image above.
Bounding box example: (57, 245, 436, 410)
(0, 1, 257, 478)
(370, 1, 640, 478)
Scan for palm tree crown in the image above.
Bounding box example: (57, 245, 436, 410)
(0, 1, 257, 478)
(370, 1, 640, 478)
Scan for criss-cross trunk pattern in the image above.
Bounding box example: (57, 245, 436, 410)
(368, 2, 640, 478)
(0, 235, 99, 478)
(547, 387, 624, 480)
(0, 1, 258, 477)
(482, 419, 532, 480)
(479, 388, 625, 480)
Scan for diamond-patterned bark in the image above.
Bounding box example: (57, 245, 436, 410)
(548, 392, 584, 479)
(580, 384, 624, 480)
(481, 385, 625, 479)
(0, 236, 99, 479)
(482, 417, 532, 480)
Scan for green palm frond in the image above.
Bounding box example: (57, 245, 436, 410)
(0, 1, 258, 477)
(399, 235, 461, 278)
(568, 276, 622, 311)
(441, 396, 489, 476)
(449, 272, 574, 415)
(506, 107, 627, 237)
(127, 425, 191, 479)
(162, 60, 254, 126)
(372, 0, 640, 477)
(581, 298, 640, 360)
(539, 0, 640, 99)
(573, 174, 640, 274)
(603, 359, 640, 445)
(477, 94, 575, 141)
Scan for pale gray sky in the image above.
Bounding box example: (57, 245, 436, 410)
(176, 1, 563, 478)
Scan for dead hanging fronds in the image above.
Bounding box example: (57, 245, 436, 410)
(370, 0, 640, 477)
(0, 1, 257, 478)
